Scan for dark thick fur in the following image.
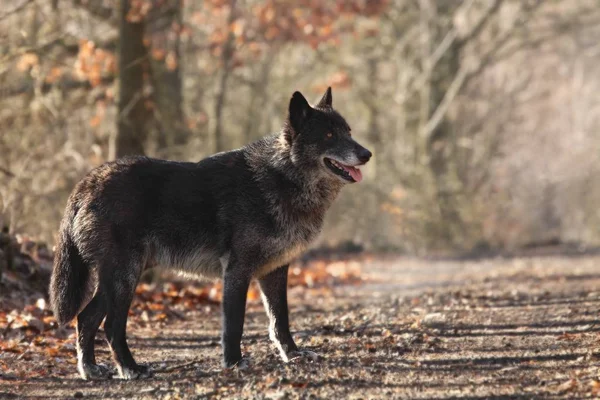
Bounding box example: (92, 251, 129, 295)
(49, 88, 372, 380)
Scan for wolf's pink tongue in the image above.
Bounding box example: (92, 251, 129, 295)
(347, 166, 363, 183)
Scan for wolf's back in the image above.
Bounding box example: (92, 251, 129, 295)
(49, 203, 92, 326)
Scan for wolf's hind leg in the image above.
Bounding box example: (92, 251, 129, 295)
(77, 291, 111, 380)
(103, 261, 151, 380)
(258, 265, 317, 363)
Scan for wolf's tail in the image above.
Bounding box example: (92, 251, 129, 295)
(49, 216, 92, 326)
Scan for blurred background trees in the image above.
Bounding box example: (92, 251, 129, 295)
(1, 0, 599, 255)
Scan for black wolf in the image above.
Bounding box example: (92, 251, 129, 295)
(49, 87, 372, 380)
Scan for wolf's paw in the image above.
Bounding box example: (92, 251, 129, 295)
(285, 350, 320, 363)
(78, 362, 112, 380)
(224, 357, 250, 370)
(117, 364, 153, 380)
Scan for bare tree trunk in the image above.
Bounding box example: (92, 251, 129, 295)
(422, 1, 509, 249)
(147, 0, 190, 157)
(244, 51, 274, 143)
(426, 56, 464, 247)
(366, 57, 383, 174)
(20, 1, 38, 108)
(114, 0, 150, 158)
(0, 227, 11, 281)
(213, 0, 236, 153)
(415, 1, 466, 248)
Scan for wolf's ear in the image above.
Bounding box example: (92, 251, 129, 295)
(288, 91, 312, 136)
(316, 87, 332, 108)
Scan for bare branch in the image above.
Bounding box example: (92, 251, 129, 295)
(72, 0, 116, 23)
(423, 0, 544, 141)
(423, 63, 469, 138)
(0, 167, 15, 178)
(456, 0, 505, 49)
(0, 0, 34, 22)
(428, 29, 458, 69)
(427, 0, 504, 71)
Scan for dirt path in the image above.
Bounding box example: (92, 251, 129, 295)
(3, 255, 600, 399)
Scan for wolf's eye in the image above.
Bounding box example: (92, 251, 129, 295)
(326, 132, 333, 138)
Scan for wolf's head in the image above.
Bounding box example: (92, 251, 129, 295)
(283, 87, 372, 184)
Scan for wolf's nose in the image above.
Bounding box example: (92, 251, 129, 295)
(358, 148, 372, 163)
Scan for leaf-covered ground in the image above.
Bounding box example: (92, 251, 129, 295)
(2, 249, 600, 399)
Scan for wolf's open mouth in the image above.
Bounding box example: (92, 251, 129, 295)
(324, 158, 363, 183)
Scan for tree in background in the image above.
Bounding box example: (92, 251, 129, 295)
(115, 0, 190, 158)
(146, 0, 189, 156)
(115, 0, 149, 158)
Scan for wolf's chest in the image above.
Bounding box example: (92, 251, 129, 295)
(254, 206, 324, 277)
(255, 242, 308, 278)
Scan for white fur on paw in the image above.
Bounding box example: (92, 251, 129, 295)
(117, 365, 152, 380)
(285, 350, 320, 363)
(78, 363, 112, 380)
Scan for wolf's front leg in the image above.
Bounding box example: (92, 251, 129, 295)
(258, 265, 318, 363)
(221, 259, 252, 369)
